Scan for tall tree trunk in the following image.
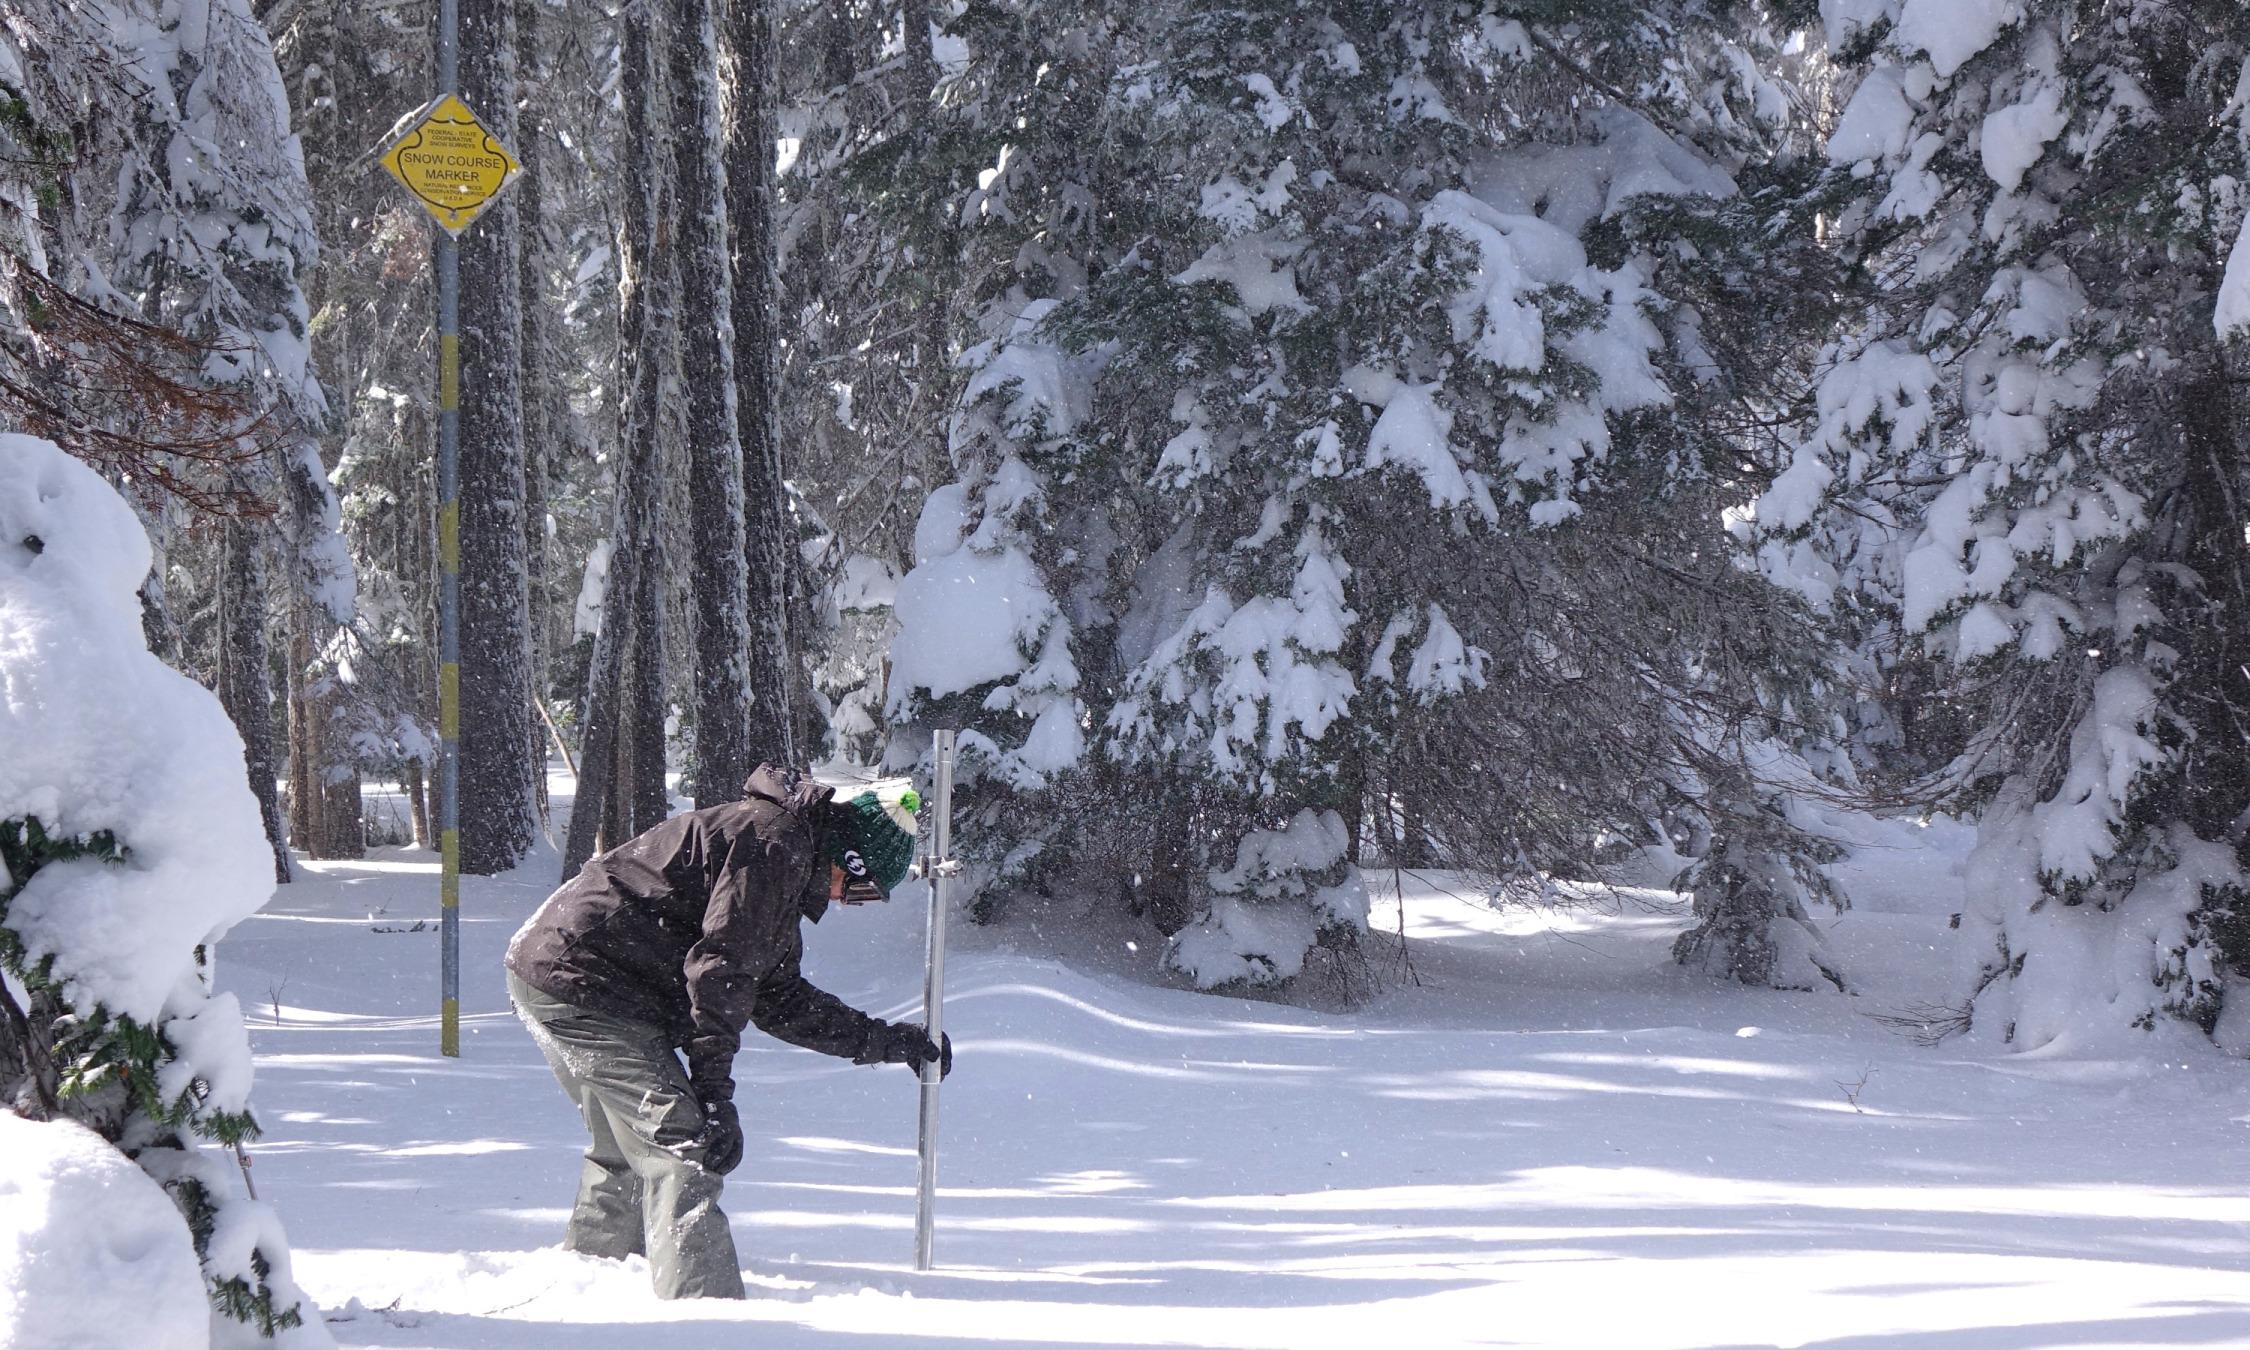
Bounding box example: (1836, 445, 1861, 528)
(457, 0, 539, 874)
(286, 625, 315, 846)
(288, 614, 368, 861)
(515, 0, 555, 830)
(725, 0, 798, 769)
(318, 764, 366, 859)
(908, 0, 948, 503)
(560, 501, 638, 879)
(563, 0, 670, 879)
(624, 479, 671, 834)
(404, 757, 433, 850)
(673, 0, 754, 806)
(218, 517, 291, 884)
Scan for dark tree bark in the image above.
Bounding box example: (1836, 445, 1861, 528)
(724, 0, 799, 769)
(625, 535, 670, 835)
(515, 0, 556, 832)
(561, 516, 636, 879)
(0, 977, 62, 1121)
(563, 2, 670, 878)
(318, 770, 366, 858)
(286, 625, 314, 847)
(218, 517, 291, 884)
(672, 0, 754, 806)
(285, 612, 367, 860)
(403, 757, 433, 850)
(457, 0, 540, 874)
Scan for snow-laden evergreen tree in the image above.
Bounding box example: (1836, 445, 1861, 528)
(1, 436, 329, 1345)
(887, 1, 1849, 992)
(0, 0, 367, 878)
(97, 0, 358, 877)
(1761, 0, 2250, 1046)
(757, 0, 958, 767)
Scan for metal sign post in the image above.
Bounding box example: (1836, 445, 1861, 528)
(434, 0, 462, 1062)
(379, 0, 519, 1059)
(915, 730, 957, 1270)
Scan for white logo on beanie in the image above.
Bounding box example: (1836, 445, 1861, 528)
(842, 849, 870, 877)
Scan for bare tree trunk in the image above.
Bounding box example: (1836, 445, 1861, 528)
(673, 0, 753, 806)
(725, 0, 798, 769)
(318, 770, 366, 859)
(516, 0, 556, 831)
(287, 614, 369, 861)
(286, 625, 315, 846)
(562, 513, 635, 878)
(564, 1, 670, 878)
(458, 0, 539, 874)
(219, 517, 291, 884)
(908, 0, 950, 505)
(625, 527, 671, 835)
(0, 977, 61, 1121)
(404, 757, 433, 849)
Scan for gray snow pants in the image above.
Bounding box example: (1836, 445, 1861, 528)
(506, 971, 746, 1299)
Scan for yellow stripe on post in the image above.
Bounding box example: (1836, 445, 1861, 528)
(440, 663, 460, 739)
(439, 333, 460, 412)
(438, 500, 460, 574)
(441, 997, 460, 1058)
(440, 829, 461, 905)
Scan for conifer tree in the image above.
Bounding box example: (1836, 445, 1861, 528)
(728, 0, 805, 767)
(100, 0, 355, 879)
(1763, 0, 2250, 1044)
(887, 1, 1845, 991)
(673, 0, 755, 804)
(564, 0, 675, 874)
(456, 0, 541, 872)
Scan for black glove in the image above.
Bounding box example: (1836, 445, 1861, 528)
(860, 1022, 953, 1079)
(695, 1097, 744, 1176)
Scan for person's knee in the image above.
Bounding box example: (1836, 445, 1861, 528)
(620, 1092, 717, 1175)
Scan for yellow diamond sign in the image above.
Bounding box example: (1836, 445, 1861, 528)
(380, 94, 521, 235)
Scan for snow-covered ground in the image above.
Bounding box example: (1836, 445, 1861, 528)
(215, 779, 2250, 1349)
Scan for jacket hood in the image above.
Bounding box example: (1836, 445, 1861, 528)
(744, 762, 835, 816)
(742, 764, 838, 923)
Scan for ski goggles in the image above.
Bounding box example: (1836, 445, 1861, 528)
(829, 866, 889, 905)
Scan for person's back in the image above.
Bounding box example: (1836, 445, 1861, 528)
(506, 766, 821, 1037)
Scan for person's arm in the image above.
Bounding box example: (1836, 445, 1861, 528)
(681, 832, 795, 1104)
(748, 926, 890, 1060)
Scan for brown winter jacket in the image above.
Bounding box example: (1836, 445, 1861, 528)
(505, 764, 888, 1102)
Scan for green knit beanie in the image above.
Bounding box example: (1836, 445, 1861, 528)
(823, 778, 922, 894)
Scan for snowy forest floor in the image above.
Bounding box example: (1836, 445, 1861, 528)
(215, 774, 2250, 1349)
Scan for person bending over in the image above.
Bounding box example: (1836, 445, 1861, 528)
(505, 763, 951, 1299)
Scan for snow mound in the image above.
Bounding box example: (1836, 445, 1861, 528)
(0, 1114, 209, 1350)
(1893, 0, 2020, 79)
(1168, 810, 1367, 989)
(887, 543, 1056, 704)
(0, 435, 276, 1034)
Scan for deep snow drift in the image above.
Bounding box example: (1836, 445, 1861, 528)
(209, 786, 2250, 1349)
